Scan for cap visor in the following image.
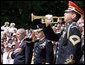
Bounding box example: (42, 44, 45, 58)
(65, 9, 73, 13)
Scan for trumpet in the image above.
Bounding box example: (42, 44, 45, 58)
(31, 13, 64, 24)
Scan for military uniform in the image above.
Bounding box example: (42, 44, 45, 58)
(43, 21, 82, 64)
(34, 37, 54, 64)
(42, 1, 84, 64)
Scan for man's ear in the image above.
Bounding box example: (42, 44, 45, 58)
(72, 13, 76, 20)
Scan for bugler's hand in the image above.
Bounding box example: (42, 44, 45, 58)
(45, 14, 53, 27)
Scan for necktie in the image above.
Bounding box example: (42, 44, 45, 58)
(17, 42, 20, 48)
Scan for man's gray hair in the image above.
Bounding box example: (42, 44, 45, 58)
(17, 28, 26, 34)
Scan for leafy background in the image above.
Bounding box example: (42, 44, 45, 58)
(1, 1, 84, 29)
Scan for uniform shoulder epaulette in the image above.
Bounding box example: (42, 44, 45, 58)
(25, 41, 32, 43)
(67, 22, 79, 39)
(24, 38, 32, 43)
(71, 25, 78, 29)
(70, 23, 81, 33)
(70, 22, 78, 29)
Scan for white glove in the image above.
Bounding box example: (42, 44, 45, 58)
(45, 14, 53, 22)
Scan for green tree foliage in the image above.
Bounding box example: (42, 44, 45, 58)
(1, 1, 84, 29)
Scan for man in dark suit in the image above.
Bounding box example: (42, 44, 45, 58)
(43, 1, 84, 64)
(11, 28, 34, 64)
(34, 29, 54, 64)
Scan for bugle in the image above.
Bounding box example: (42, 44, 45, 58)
(31, 13, 64, 24)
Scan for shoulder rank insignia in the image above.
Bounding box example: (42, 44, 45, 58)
(69, 35, 81, 46)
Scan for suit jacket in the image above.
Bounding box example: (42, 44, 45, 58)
(11, 38, 34, 64)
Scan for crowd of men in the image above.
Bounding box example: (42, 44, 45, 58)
(1, 1, 84, 64)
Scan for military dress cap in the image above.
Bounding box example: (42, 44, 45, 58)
(34, 25, 43, 32)
(34, 24, 44, 32)
(65, 1, 84, 15)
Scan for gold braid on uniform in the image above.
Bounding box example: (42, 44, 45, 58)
(69, 35, 81, 46)
(64, 54, 75, 64)
(67, 22, 81, 46)
(25, 41, 32, 43)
